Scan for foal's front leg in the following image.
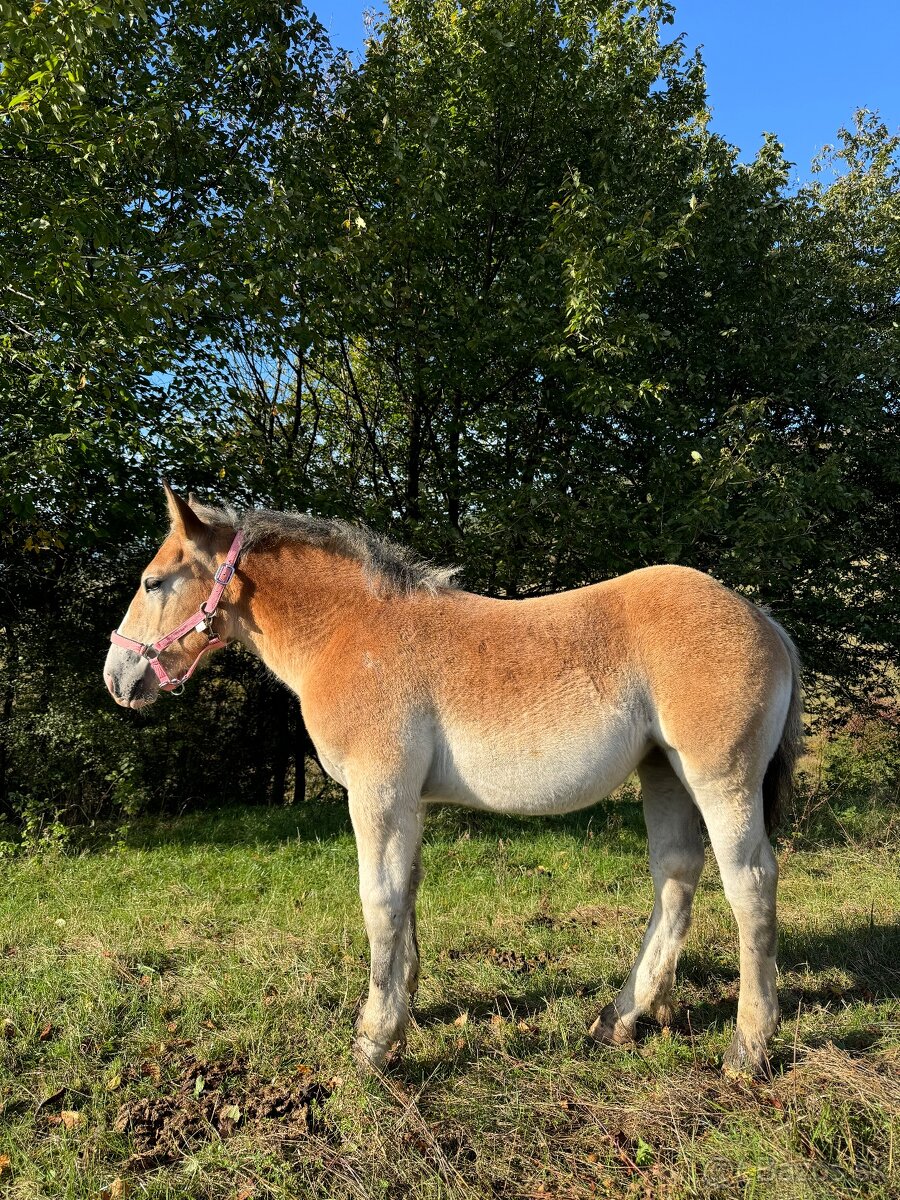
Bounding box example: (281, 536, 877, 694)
(349, 782, 424, 1069)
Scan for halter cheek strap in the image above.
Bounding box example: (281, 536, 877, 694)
(110, 531, 244, 693)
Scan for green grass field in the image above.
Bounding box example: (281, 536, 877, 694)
(1, 793, 898, 1200)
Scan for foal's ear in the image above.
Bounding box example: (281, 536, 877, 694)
(162, 481, 209, 544)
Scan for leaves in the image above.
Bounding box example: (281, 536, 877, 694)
(48, 1109, 82, 1130)
(99, 1179, 131, 1200)
(1, 0, 897, 840)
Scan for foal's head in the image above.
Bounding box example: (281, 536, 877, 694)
(103, 485, 239, 709)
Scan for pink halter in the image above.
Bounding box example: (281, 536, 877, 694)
(110, 531, 244, 694)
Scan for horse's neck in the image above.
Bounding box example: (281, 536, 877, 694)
(234, 542, 375, 684)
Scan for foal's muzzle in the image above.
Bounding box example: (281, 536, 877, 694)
(103, 645, 160, 709)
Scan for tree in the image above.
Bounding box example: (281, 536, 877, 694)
(1, 0, 332, 826)
(2, 0, 897, 837)
(215, 0, 899, 701)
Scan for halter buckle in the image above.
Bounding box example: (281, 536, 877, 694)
(197, 606, 217, 639)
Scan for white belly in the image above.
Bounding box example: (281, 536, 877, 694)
(423, 699, 649, 815)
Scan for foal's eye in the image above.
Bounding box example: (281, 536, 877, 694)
(144, 577, 163, 593)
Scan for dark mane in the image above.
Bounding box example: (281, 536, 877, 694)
(192, 503, 458, 596)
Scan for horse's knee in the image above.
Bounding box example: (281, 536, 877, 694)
(721, 841, 778, 917)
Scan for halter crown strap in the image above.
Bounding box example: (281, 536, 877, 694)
(110, 531, 244, 692)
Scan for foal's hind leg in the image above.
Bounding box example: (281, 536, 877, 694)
(590, 751, 705, 1045)
(348, 780, 423, 1070)
(689, 778, 780, 1076)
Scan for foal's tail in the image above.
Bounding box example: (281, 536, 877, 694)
(762, 618, 804, 835)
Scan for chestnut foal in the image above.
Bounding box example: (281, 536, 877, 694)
(105, 486, 802, 1076)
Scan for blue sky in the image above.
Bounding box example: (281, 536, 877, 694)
(313, 1, 900, 180)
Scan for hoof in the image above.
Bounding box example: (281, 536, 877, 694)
(588, 1003, 634, 1046)
(352, 1033, 392, 1072)
(723, 1029, 772, 1080)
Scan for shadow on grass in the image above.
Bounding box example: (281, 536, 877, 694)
(118, 799, 355, 850)
(673, 922, 899, 1000)
(673, 919, 899, 1020)
(402, 917, 900, 1082)
(115, 794, 648, 852)
(781, 921, 900, 994)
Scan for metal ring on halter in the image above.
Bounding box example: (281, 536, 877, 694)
(170, 682, 186, 696)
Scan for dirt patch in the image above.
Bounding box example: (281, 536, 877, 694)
(446, 945, 559, 973)
(114, 1052, 334, 1170)
(486, 947, 558, 974)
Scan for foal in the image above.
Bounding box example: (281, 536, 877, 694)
(105, 486, 802, 1076)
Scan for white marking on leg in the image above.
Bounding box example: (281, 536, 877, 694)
(692, 786, 779, 1073)
(349, 782, 423, 1067)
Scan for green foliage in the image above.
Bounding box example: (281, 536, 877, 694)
(1, 0, 898, 829)
(791, 716, 900, 848)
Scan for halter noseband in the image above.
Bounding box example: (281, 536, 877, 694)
(110, 531, 244, 694)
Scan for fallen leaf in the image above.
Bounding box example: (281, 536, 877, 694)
(235, 1187, 254, 1200)
(139, 1060, 161, 1083)
(38, 1023, 54, 1041)
(106, 1074, 122, 1091)
(0, 1154, 10, 1178)
(60, 1110, 81, 1130)
(453, 1011, 469, 1027)
(100, 1177, 131, 1200)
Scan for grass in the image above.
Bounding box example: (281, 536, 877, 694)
(0, 792, 898, 1200)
